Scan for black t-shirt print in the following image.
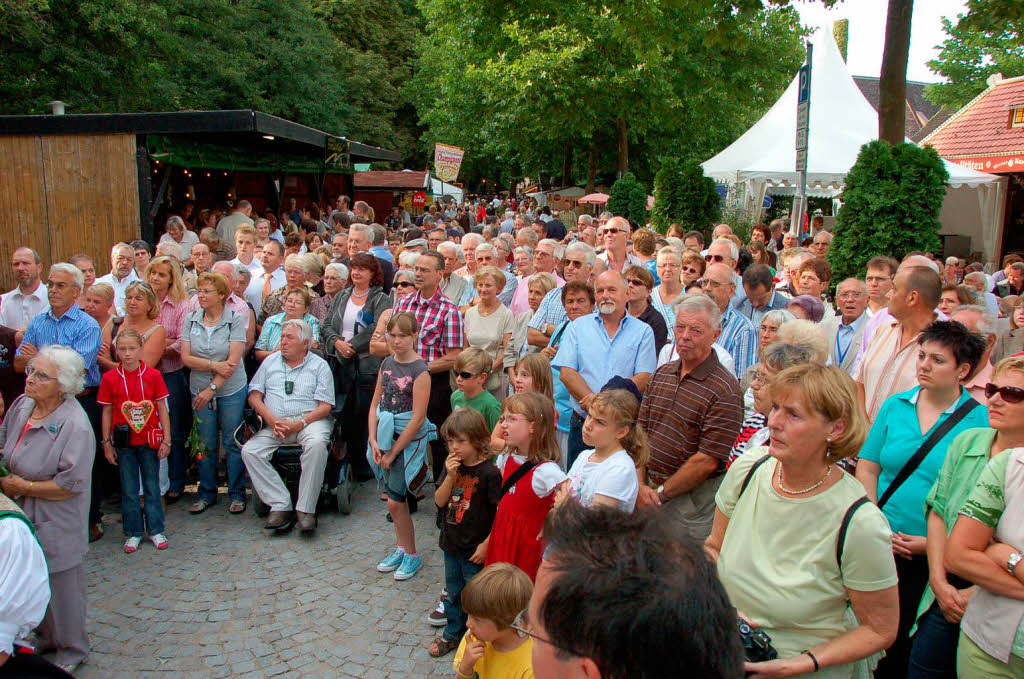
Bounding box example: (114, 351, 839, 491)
(438, 459, 502, 559)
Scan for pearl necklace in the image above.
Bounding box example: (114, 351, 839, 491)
(777, 462, 831, 495)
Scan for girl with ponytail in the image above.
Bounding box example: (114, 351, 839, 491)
(556, 388, 648, 513)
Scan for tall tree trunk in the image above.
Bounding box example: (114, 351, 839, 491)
(616, 117, 628, 178)
(879, 0, 913, 143)
(586, 145, 598, 193)
(562, 141, 573, 187)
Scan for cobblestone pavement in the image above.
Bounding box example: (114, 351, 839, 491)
(77, 481, 455, 678)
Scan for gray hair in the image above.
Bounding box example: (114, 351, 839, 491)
(761, 342, 814, 372)
(165, 215, 185, 230)
(656, 246, 682, 263)
(437, 241, 465, 263)
(155, 240, 183, 260)
(672, 293, 723, 330)
(33, 345, 86, 397)
(111, 242, 135, 258)
(598, 211, 614, 220)
(710, 237, 739, 261)
(577, 214, 594, 227)
(394, 268, 415, 283)
(538, 238, 564, 260)
(462, 233, 484, 250)
(50, 262, 85, 289)
(564, 241, 596, 266)
(211, 261, 237, 283)
(951, 304, 999, 337)
(199, 227, 221, 244)
(475, 243, 496, 257)
(284, 254, 313, 274)
(369, 223, 386, 246)
(325, 262, 349, 281)
(253, 218, 270, 231)
(513, 246, 534, 260)
(964, 271, 988, 287)
(762, 309, 796, 327)
(281, 319, 313, 346)
(837, 277, 868, 295)
(349, 223, 372, 240)
(235, 265, 252, 285)
(398, 250, 421, 269)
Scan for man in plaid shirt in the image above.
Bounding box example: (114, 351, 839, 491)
(393, 250, 465, 478)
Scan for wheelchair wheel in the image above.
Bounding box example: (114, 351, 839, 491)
(336, 461, 354, 515)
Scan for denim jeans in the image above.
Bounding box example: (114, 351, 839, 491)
(907, 601, 960, 679)
(162, 369, 190, 494)
(117, 444, 165, 537)
(567, 412, 587, 470)
(194, 386, 247, 503)
(443, 551, 483, 642)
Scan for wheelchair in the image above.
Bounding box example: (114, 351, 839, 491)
(236, 407, 354, 519)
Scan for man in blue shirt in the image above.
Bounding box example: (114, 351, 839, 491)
(701, 263, 757, 379)
(553, 270, 657, 467)
(735, 263, 789, 329)
(528, 242, 595, 350)
(15, 262, 104, 540)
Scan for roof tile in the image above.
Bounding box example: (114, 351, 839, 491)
(924, 78, 1024, 158)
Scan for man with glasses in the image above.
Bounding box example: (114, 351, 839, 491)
(704, 237, 747, 309)
(823, 278, 869, 375)
(552, 271, 655, 467)
(15, 263, 104, 540)
(525, 499, 743, 679)
(528, 242, 594, 349)
(700, 263, 757, 379)
(393, 251, 465, 477)
(864, 256, 897, 317)
(596, 217, 640, 273)
(437, 241, 472, 307)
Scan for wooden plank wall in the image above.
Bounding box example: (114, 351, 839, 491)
(0, 134, 139, 292)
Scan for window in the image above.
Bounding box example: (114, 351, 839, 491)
(1013, 107, 1024, 128)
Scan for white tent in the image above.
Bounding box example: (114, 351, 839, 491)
(701, 28, 1005, 263)
(430, 176, 464, 205)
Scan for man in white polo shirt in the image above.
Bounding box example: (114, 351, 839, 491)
(0, 247, 48, 332)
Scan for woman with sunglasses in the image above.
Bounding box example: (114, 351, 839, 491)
(903, 355, 1024, 678)
(322, 252, 392, 482)
(856, 321, 989, 679)
(625, 265, 668, 356)
(681, 250, 705, 287)
(369, 270, 417, 358)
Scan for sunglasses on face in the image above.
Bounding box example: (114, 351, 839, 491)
(599, 228, 624, 236)
(626, 278, 646, 287)
(455, 371, 480, 380)
(704, 254, 726, 263)
(394, 281, 414, 288)
(985, 383, 1024, 404)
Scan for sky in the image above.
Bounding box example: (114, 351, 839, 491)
(792, 0, 968, 83)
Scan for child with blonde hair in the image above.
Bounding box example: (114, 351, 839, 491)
(453, 563, 534, 679)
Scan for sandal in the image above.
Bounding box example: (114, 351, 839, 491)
(428, 636, 459, 658)
(189, 499, 213, 514)
(229, 500, 247, 514)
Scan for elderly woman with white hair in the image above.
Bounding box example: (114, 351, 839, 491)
(311, 262, 349, 323)
(157, 215, 200, 266)
(0, 346, 95, 672)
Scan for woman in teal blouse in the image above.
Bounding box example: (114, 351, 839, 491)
(856, 321, 988, 679)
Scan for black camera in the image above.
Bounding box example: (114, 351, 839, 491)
(738, 619, 777, 664)
(112, 424, 131, 448)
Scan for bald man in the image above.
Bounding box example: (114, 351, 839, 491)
(596, 217, 641, 273)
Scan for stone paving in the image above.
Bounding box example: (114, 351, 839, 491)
(77, 481, 455, 678)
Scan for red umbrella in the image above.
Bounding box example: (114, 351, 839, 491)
(578, 192, 610, 204)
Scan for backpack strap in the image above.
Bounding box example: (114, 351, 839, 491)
(836, 496, 871, 569)
(500, 461, 538, 499)
(738, 454, 773, 498)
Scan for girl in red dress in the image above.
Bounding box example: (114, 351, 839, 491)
(483, 391, 567, 581)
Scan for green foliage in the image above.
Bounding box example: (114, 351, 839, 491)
(0, 0, 420, 159)
(409, 0, 805, 188)
(607, 173, 647, 224)
(925, 0, 1024, 110)
(830, 141, 949, 283)
(650, 158, 720, 234)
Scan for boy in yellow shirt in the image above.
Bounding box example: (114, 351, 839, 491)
(453, 563, 534, 679)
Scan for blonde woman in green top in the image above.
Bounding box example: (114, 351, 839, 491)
(907, 356, 1024, 678)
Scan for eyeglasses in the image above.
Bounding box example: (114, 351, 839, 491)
(626, 278, 646, 287)
(510, 610, 577, 656)
(394, 281, 414, 288)
(599, 228, 624, 236)
(985, 383, 1024, 404)
(682, 266, 700, 274)
(704, 254, 727, 263)
(456, 371, 479, 380)
(564, 259, 586, 268)
(26, 367, 56, 382)
(698, 278, 726, 289)
(836, 291, 865, 300)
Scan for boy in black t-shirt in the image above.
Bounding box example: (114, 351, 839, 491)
(426, 408, 502, 658)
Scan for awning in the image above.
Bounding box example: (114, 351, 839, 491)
(147, 134, 352, 174)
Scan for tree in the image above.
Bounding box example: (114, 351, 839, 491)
(607, 172, 647, 224)
(650, 158, 720, 234)
(925, 0, 1024, 110)
(879, 0, 914, 143)
(829, 141, 948, 283)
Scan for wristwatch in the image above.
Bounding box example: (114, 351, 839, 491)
(1008, 551, 1024, 575)
(209, 383, 218, 392)
(656, 484, 669, 503)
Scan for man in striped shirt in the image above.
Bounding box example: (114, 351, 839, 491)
(636, 294, 742, 542)
(393, 251, 465, 478)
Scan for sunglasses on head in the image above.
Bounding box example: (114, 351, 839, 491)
(456, 371, 479, 380)
(985, 383, 1024, 404)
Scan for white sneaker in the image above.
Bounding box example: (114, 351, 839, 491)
(150, 533, 169, 550)
(123, 536, 141, 553)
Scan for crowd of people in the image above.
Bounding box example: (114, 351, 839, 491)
(2, 192, 1024, 678)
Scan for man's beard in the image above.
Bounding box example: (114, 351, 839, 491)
(598, 301, 615, 315)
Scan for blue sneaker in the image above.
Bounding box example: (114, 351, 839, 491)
(394, 553, 423, 581)
(377, 548, 405, 573)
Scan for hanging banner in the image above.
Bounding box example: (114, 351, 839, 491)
(433, 143, 465, 183)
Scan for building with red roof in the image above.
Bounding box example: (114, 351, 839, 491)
(923, 74, 1024, 258)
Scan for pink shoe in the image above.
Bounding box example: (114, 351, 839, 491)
(123, 537, 141, 553)
(150, 533, 169, 550)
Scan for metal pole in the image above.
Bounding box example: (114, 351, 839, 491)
(791, 41, 813, 238)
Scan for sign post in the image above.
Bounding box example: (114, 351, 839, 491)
(791, 42, 813, 237)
